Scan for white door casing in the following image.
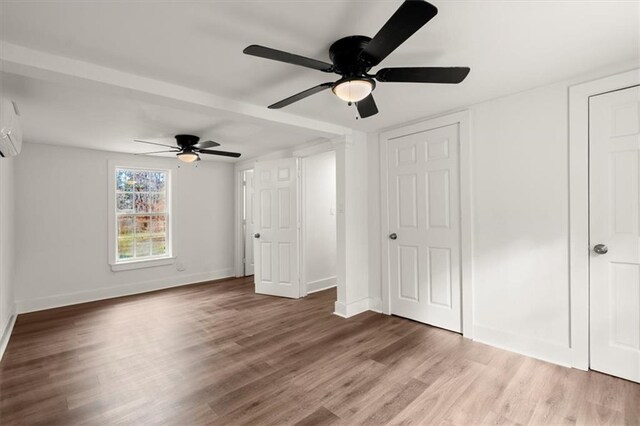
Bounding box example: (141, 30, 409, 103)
(386, 123, 462, 332)
(243, 170, 255, 276)
(589, 85, 640, 383)
(253, 158, 300, 299)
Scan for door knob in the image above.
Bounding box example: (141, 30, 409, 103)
(254, 233, 260, 239)
(389, 233, 397, 240)
(593, 244, 608, 254)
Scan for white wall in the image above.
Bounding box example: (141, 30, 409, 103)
(14, 143, 235, 312)
(0, 156, 16, 342)
(367, 66, 638, 367)
(303, 150, 336, 293)
(470, 81, 571, 363)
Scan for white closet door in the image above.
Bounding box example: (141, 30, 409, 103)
(590, 85, 640, 383)
(387, 123, 461, 332)
(253, 158, 300, 299)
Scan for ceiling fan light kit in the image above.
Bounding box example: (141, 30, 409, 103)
(177, 151, 200, 163)
(243, 0, 470, 119)
(332, 77, 375, 103)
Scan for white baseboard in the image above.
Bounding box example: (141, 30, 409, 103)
(15, 268, 234, 314)
(0, 310, 17, 361)
(334, 297, 379, 318)
(368, 298, 382, 313)
(473, 324, 572, 368)
(306, 276, 337, 294)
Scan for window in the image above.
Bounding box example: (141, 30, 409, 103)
(109, 163, 173, 270)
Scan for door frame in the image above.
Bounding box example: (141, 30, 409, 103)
(568, 68, 640, 370)
(379, 110, 474, 338)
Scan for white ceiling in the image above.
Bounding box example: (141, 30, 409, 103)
(1, 0, 639, 152)
(0, 72, 331, 160)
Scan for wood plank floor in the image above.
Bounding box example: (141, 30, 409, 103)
(1, 276, 638, 425)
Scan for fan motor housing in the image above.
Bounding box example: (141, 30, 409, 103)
(175, 134, 200, 147)
(329, 35, 372, 77)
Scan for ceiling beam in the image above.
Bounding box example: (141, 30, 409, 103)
(0, 41, 351, 137)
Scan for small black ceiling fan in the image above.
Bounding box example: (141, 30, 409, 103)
(134, 134, 241, 162)
(243, 0, 470, 118)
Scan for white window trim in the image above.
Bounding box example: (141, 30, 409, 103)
(108, 159, 176, 272)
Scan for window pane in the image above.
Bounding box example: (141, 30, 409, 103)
(135, 193, 150, 213)
(151, 215, 166, 234)
(118, 236, 134, 259)
(135, 236, 151, 257)
(149, 193, 166, 212)
(148, 171, 167, 192)
(134, 171, 150, 192)
(118, 215, 134, 237)
(151, 237, 166, 256)
(117, 193, 134, 212)
(116, 169, 134, 192)
(136, 215, 150, 235)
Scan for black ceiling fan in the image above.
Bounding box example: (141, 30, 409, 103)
(243, 0, 470, 119)
(134, 134, 241, 162)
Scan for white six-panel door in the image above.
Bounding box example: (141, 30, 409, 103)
(253, 158, 300, 299)
(387, 124, 461, 332)
(243, 169, 255, 276)
(589, 85, 640, 383)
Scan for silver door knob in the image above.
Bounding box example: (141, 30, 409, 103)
(254, 233, 260, 239)
(389, 233, 397, 240)
(593, 244, 608, 254)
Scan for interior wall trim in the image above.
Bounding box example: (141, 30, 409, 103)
(14, 268, 234, 314)
(0, 312, 17, 361)
(306, 276, 337, 294)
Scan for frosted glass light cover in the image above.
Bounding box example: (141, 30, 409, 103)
(332, 79, 373, 102)
(178, 152, 199, 163)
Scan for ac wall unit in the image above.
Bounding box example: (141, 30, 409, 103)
(0, 99, 22, 157)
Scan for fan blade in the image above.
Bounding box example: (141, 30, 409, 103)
(268, 83, 334, 109)
(135, 150, 180, 155)
(243, 45, 334, 72)
(133, 139, 177, 149)
(197, 149, 242, 158)
(193, 140, 220, 149)
(376, 67, 470, 83)
(356, 94, 379, 118)
(360, 0, 438, 66)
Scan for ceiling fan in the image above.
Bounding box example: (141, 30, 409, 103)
(243, 0, 470, 119)
(134, 134, 241, 162)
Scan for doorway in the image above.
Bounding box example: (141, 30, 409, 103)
(301, 150, 337, 295)
(246, 150, 337, 299)
(569, 69, 640, 378)
(242, 169, 255, 276)
(380, 111, 473, 336)
(588, 84, 640, 383)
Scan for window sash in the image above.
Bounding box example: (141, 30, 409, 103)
(114, 167, 171, 263)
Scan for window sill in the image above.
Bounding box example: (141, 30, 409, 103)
(110, 256, 176, 272)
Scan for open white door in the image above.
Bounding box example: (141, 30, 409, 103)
(590, 85, 640, 383)
(253, 158, 300, 299)
(243, 170, 255, 276)
(386, 123, 462, 332)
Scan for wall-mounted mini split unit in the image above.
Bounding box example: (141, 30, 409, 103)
(0, 98, 22, 157)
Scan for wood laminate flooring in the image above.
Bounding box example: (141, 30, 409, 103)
(1, 276, 638, 425)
